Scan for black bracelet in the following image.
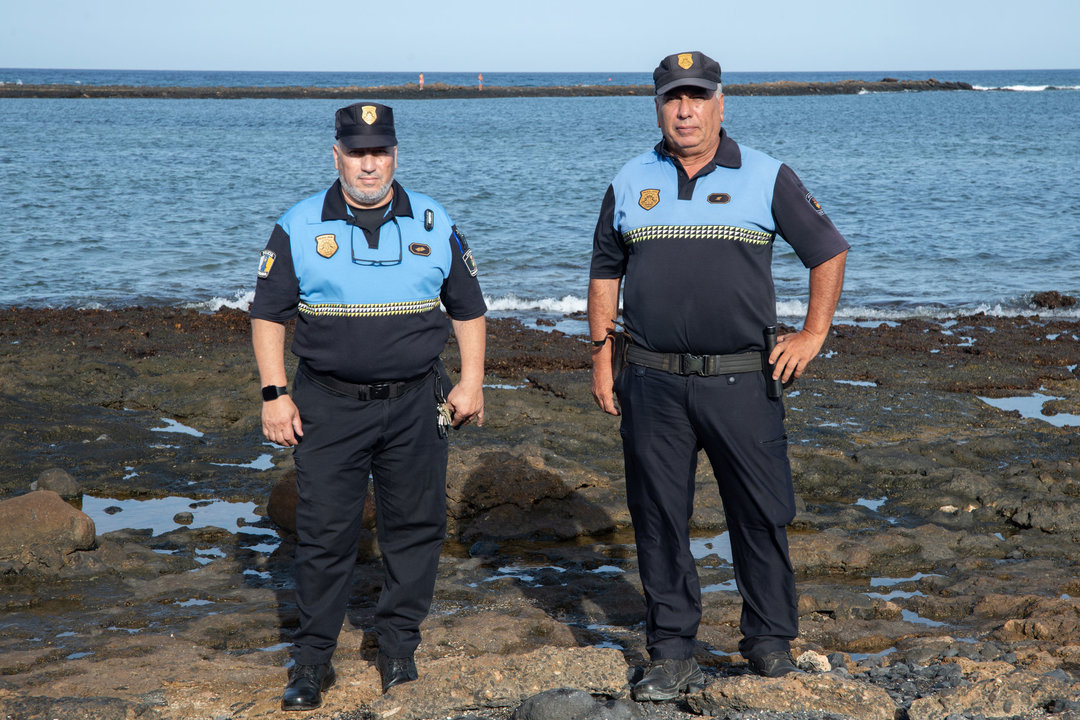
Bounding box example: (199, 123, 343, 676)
(591, 337, 610, 348)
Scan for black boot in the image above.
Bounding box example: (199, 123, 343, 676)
(281, 662, 336, 711)
(631, 657, 705, 701)
(376, 651, 418, 693)
(747, 650, 801, 677)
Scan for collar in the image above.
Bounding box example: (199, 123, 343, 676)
(321, 179, 414, 223)
(654, 127, 742, 174)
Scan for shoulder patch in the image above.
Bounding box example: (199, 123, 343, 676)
(452, 225, 478, 277)
(638, 189, 660, 211)
(805, 192, 824, 215)
(257, 250, 276, 279)
(463, 249, 478, 277)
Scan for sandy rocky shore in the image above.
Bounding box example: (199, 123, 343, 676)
(1, 296, 1079, 720)
(0, 78, 973, 100)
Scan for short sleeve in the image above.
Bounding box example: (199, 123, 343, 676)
(250, 223, 299, 322)
(589, 185, 627, 279)
(772, 164, 850, 268)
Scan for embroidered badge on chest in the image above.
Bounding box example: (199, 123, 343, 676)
(316, 234, 338, 258)
(707, 193, 731, 204)
(409, 242, 431, 256)
(638, 189, 660, 211)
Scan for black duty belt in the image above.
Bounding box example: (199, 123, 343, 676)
(299, 362, 430, 400)
(625, 345, 764, 376)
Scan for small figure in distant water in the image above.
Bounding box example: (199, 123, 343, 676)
(477, 72, 483, 91)
(418, 72, 424, 90)
(588, 50, 849, 701)
(252, 102, 487, 710)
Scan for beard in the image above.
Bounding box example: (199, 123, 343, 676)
(341, 176, 393, 207)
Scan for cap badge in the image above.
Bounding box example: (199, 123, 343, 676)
(361, 105, 378, 125)
(316, 233, 338, 258)
(678, 53, 694, 70)
(639, 189, 660, 211)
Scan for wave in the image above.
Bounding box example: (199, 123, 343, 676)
(185, 290, 255, 313)
(973, 84, 1080, 92)
(184, 291, 1079, 322)
(780, 300, 1080, 322)
(484, 293, 587, 314)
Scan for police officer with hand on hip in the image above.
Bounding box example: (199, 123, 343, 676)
(252, 102, 486, 710)
(588, 51, 849, 700)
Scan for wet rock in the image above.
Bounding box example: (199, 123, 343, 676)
(0, 695, 153, 720)
(172, 511, 193, 525)
(907, 661, 1080, 720)
(0, 490, 95, 571)
(686, 672, 895, 720)
(799, 586, 900, 621)
(1031, 290, 1077, 309)
(448, 451, 617, 541)
(31, 467, 81, 499)
(511, 688, 639, 720)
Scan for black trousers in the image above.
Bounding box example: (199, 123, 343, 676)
(615, 363, 798, 661)
(289, 368, 448, 665)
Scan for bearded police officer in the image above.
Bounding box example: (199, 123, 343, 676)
(252, 102, 486, 710)
(588, 52, 849, 700)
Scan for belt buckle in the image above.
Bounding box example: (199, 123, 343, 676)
(681, 354, 706, 376)
(369, 382, 392, 400)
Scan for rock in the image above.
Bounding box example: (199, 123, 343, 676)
(266, 471, 375, 535)
(0, 490, 96, 571)
(511, 687, 639, 720)
(448, 451, 616, 540)
(173, 512, 193, 525)
(908, 663, 1080, 720)
(421, 608, 579, 656)
(797, 649, 832, 672)
(366, 647, 628, 720)
(686, 672, 895, 720)
(266, 473, 296, 532)
(1031, 290, 1077, 309)
(30, 467, 81, 498)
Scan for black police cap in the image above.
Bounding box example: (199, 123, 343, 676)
(653, 51, 722, 96)
(335, 102, 397, 149)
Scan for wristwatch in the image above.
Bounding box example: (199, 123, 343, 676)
(261, 385, 289, 402)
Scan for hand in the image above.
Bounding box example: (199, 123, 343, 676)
(769, 328, 828, 383)
(591, 361, 620, 416)
(447, 382, 484, 427)
(261, 395, 303, 446)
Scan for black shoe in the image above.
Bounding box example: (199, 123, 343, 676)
(747, 650, 800, 678)
(281, 662, 336, 711)
(376, 651, 418, 693)
(631, 657, 705, 702)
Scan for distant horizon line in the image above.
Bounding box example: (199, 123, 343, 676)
(2, 65, 1077, 74)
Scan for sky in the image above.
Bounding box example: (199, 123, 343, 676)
(2, 0, 1079, 73)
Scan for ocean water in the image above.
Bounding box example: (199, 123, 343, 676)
(1, 68, 1078, 322)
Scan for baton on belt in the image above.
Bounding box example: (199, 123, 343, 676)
(763, 326, 784, 400)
